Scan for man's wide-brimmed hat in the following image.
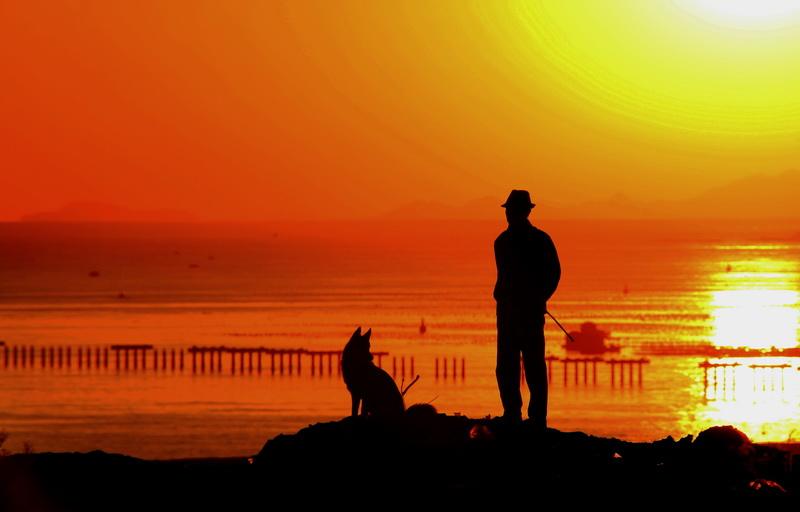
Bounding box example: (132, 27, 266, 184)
(501, 189, 535, 209)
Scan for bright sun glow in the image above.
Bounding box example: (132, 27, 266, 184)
(708, 250, 800, 349)
(711, 290, 800, 348)
(675, 0, 800, 29)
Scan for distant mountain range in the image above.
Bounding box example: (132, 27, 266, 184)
(383, 170, 800, 220)
(19, 170, 800, 222)
(20, 202, 197, 223)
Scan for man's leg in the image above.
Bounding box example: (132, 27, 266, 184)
(496, 304, 522, 419)
(521, 314, 547, 428)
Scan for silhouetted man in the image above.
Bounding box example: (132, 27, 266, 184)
(494, 190, 560, 427)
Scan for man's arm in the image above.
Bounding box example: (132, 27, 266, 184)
(493, 237, 502, 301)
(542, 234, 561, 302)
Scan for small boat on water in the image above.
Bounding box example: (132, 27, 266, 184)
(564, 322, 620, 354)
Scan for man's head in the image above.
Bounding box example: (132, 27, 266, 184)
(501, 190, 535, 226)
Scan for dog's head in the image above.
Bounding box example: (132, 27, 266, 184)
(343, 326, 374, 365)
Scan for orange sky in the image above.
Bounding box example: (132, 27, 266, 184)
(2, 1, 799, 221)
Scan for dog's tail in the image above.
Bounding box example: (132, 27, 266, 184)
(400, 374, 420, 396)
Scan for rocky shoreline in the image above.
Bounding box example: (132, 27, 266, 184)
(1, 414, 797, 510)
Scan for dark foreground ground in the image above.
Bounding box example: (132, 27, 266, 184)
(2, 412, 798, 510)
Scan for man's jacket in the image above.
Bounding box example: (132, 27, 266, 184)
(493, 220, 561, 312)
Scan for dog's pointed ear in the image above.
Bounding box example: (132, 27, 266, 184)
(363, 328, 372, 341)
(352, 326, 362, 337)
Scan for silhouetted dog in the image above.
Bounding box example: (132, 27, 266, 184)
(341, 327, 405, 419)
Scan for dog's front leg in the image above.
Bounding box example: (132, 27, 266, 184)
(351, 394, 360, 417)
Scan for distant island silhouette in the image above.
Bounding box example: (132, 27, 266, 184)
(20, 202, 197, 223)
(383, 169, 800, 220)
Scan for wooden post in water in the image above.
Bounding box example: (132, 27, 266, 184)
(171, 349, 175, 372)
(297, 351, 301, 375)
(311, 353, 316, 377)
(3, 345, 7, 368)
(179, 350, 184, 372)
(200, 350, 205, 373)
(239, 351, 244, 375)
(610, 361, 616, 386)
(65, 347, 70, 368)
(257, 351, 262, 373)
(104, 348, 109, 369)
(452, 357, 456, 380)
(162, 349, 166, 371)
(337, 353, 342, 376)
(41, 347, 46, 368)
(271, 352, 275, 374)
(248, 351, 253, 373)
(191, 350, 197, 373)
(20, 345, 26, 368)
(443, 357, 448, 379)
(629, 361, 634, 385)
(231, 350, 236, 374)
(279, 352, 284, 375)
(377, 354, 383, 368)
(638, 359, 644, 386)
(77, 347, 82, 370)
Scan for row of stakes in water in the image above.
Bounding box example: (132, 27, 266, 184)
(0, 344, 467, 380)
(2, 343, 657, 386)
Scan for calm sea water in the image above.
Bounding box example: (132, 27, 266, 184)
(1, 220, 799, 458)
